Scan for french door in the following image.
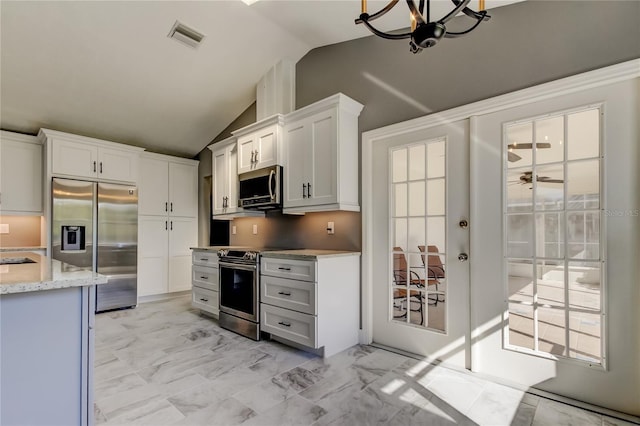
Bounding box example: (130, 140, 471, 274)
(369, 119, 470, 369)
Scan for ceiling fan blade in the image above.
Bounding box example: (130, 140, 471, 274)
(508, 151, 522, 162)
(507, 142, 552, 150)
(537, 177, 564, 184)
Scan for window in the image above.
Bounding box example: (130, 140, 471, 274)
(504, 107, 604, 365)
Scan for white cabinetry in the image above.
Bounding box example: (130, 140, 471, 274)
(259, 252, 360, 357)
(209, 137, 263, 219)
(0, 131, 43, 215)
(40, 129, 142, 184)
(138, 153, 198, 297)
(282, 93, 363, 214)
(191, 250, 219, 317)
(233, 114, 284, 174)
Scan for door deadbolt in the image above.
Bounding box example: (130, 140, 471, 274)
(458, 253, 469, 262)
(459, 219, 469, 229)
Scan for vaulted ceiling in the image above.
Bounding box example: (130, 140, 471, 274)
(0, 1, 521, 157)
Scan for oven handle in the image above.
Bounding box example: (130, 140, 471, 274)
(219, 261, 257, 272)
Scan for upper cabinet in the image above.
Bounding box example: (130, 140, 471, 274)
(282, 93, 363, 214)
(0, 131, 43, 215)
(40, 129, 143, 184)
(209, 137, 263, 220)
(232, 114, 284, 174)
(138, 152, 198, 218)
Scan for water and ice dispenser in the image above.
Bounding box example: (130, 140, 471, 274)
(61, 226, 85, 251)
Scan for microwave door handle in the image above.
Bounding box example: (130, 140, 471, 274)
(269, 169, 276, 200)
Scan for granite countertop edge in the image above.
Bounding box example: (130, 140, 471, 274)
(260, 250, 361, 260)
(1, 251, 109, 295)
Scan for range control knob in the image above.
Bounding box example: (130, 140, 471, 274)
(217, 249, 228, 258)
(244, 252, 257, 261)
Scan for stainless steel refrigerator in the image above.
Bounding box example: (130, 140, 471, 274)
(51, 178, 138, 312)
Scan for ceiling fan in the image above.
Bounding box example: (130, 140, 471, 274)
(507, 142, 552, 163)
(509, 171, 564, 187)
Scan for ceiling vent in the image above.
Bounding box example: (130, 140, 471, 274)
(167, 21, 205, 49)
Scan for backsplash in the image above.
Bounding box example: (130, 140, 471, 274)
(229, 210, 361, 251)
(0, 216, 43, 248)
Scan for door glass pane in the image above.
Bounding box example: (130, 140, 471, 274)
(506, 122, 533, 169)
(536, 213, 564, 259)
(535, 116, 564, 164)
(394, 218, 408, 251)
(507, 214, 534, 258)
(394, 183, 407, 216)
(503, 107, 603, 365)
(409, 144, 425, 180)
(507, 169, 533, 212)
(568, 160, 599, 208)
(568, 109, 600, 160)
(427, 179, 445, 215)
(535, 164, 564, 210)
(426, 217, 445, 255)
(568, 261, 601, 311)
(538, 307, 566, 356)
(408, 181, 425, 216)
(427, 141, 445, 178)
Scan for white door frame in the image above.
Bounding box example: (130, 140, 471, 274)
(360, 59, 640, 352)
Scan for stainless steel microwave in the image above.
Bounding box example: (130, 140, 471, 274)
(238, 165, 282, 210)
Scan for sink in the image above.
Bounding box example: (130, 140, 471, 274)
(0, 257, 37, 265)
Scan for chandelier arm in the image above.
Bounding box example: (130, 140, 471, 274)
(460, 7, 491, 21)
(360, 19, 413, 40)
(438, 0, 471, 24)
(406, 0, 426, 25)
(444, 14, 486, 37)
(355, 0, 400, 24)
(418, 0, 425, 15)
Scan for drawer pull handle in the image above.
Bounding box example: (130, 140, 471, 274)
(200, 258, 208, 261)
(199, 298, 209, 302)
(278, 321, 291, 327)
(278, 267, 291, 271)
(200, 276, 208, 280)
(278, 291, 292, 296)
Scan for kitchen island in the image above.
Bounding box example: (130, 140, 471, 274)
(0, 251, 107, 426)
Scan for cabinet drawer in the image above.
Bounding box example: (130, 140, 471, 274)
(192, 251, 218, 267)
(192, 265, 218, 291)
(261, 304, 317, 348)
(261, 275, 316, 315)
(260, 257, 316, 282)
(192, 287, 219, 316)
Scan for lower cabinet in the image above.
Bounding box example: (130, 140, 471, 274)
(259, 252, 360, 357)
(138, 216, 197, 297)
(0, 286, 95, 425)
(191, 250, 219, 317)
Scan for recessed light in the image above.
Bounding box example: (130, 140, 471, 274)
(241, 0, 260, 5)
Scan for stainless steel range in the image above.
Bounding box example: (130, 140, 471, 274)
(217, 248, 261, 340)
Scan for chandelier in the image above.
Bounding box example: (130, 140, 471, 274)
(355, 0, 491, 53)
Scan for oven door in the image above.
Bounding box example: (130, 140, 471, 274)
(219, 261, 258, 322)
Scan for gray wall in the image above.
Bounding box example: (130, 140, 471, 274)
(296, 0, 640, 128)
(197, 0, 640, 249)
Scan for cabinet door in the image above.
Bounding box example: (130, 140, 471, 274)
(137, 216, 168, 296)
(308, 110, 338, 206)
(51, 138, 98, 179)
(237, 135, 256, 174)
(212, 147, 228, 215)
(98, 147, 138, 183)
(138, 157, 169, 216)
(168, 162, 197, 218)
(0, 138, 42, 213)
(168, 217, 197, 292)
(254, 124, 278, 169)
(283, 120, 310, 208)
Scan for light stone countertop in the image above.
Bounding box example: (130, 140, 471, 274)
(260, 249, 361, 260)
(190, 246, 252, 252)
(0, 251, 108, 295)
(0, 246, 46, 253)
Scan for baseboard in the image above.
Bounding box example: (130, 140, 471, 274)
(138, 290, 190, 304)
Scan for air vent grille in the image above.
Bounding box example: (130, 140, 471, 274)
(167, 21, 205, 49)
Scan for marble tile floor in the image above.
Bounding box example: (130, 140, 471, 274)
(94, 295, 636, 426)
